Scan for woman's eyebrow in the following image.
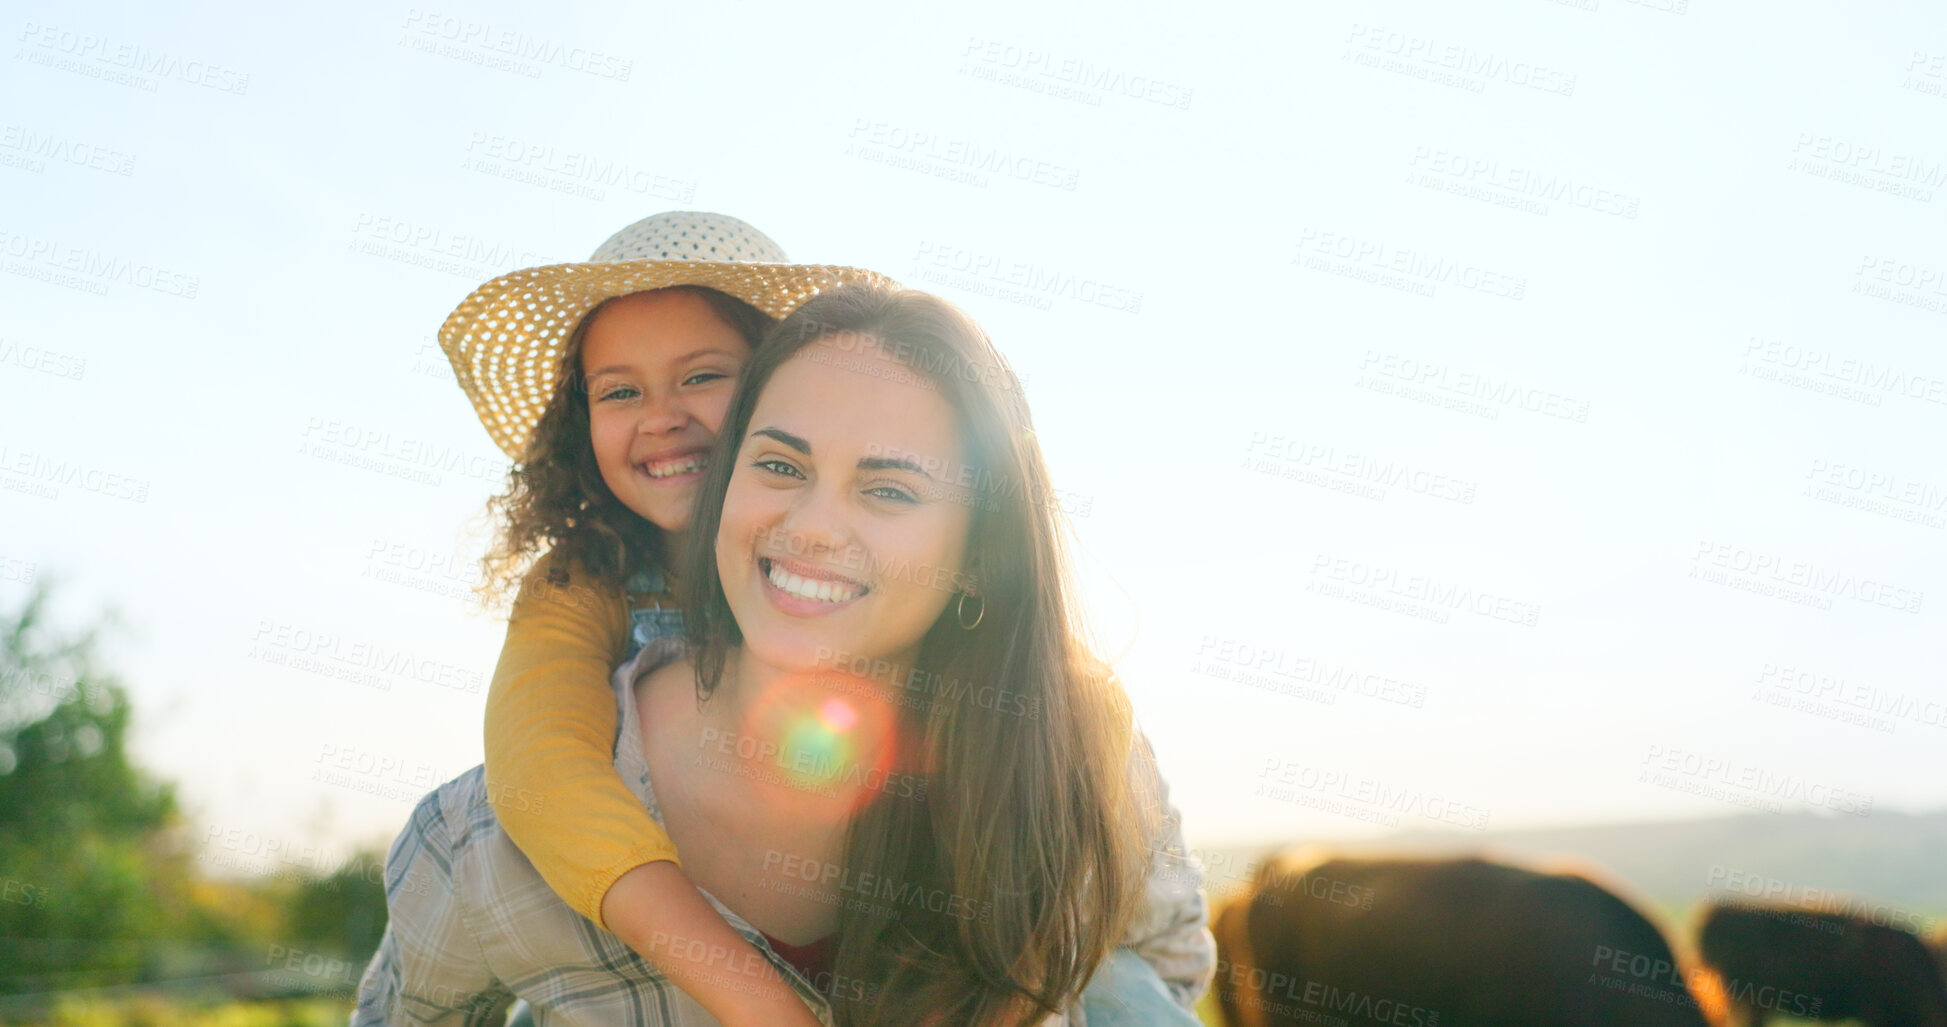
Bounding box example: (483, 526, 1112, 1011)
(751, 426, 810, 454)
(751, 427, 944, 482)
(858, 455, 939, 482)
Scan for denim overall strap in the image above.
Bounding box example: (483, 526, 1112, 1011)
(623, 566, 686, 657)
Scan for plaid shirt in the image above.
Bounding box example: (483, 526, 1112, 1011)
(352, 638, 1214, 1025)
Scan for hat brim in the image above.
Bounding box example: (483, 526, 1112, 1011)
(439, 259, 898, 461)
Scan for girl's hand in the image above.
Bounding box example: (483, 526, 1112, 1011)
(604, 861, 826, 1027)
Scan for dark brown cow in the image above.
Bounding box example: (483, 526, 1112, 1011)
(1212, 850, 1716, 1027)
(1936, 923, 1947, 981)
(1697, 902, 1947, 1027)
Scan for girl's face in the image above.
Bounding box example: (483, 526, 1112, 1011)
(583, 289, 752, 535)
(716, 334, 977, 675)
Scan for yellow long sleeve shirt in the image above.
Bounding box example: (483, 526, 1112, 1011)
(482, 550, 680, 928)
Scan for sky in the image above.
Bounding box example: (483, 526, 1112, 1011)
(3, 0, 1944, 881)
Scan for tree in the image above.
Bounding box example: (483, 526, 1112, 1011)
(0, 579, 177, 993)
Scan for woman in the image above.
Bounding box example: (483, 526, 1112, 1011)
(356, 284, 1212, 1024)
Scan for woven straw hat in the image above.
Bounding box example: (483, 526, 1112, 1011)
(439, 211, 895, 461)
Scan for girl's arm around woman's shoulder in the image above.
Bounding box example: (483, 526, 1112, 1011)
(482, 549, 682, 927)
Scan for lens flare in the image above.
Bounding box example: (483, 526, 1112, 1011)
(732, 673, 905, 816)
(782, 714, 852, 788)
(819, 697, 859, 731)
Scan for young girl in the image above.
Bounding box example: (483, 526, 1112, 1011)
(454, 210, 885, 1025)
(439, 215, 1211, 1023)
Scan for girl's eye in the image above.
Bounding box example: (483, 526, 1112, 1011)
(597, 384, 640, 402)
(754, 458, 805, 479)
(683, 371, 732, 387)
(867, 484, 918, 504)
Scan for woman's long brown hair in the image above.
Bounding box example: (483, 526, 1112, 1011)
(474, 286, 774, 601)
(678, 284, 1158, 1025)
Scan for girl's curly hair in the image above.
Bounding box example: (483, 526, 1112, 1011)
(474, 286, 775, 602)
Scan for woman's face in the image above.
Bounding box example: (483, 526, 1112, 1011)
(717, 334, 977, 675)
(583, 289, 751, 534)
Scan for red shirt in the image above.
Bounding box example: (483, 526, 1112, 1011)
(761, 930, 837, 987)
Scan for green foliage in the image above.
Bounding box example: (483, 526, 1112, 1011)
(0, 580, 179, 993)
(283, 852, 388, 958)
(39, 996, 352, 1027)
(0, 578, 391, 1011)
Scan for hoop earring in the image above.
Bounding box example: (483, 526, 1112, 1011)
(956, 592, 985, 630)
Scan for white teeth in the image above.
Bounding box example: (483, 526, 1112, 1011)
(766, 560, 863, 603)
(643, 455, 704, 479)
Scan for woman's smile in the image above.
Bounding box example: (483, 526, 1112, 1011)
(757, 555, 871, 616)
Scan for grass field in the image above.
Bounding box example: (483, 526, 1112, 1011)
(0, 993, 1867, 1026)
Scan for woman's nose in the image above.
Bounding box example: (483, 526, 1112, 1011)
(777, 483, 852, 555)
